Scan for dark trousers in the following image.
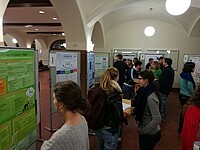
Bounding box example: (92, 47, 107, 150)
(139, 131, 161, 150)
(178, 94, 190, 133)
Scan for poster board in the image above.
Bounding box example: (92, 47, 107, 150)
(112, 48, 142, 63)
(139, 53, 165, 70)
(87, 52, 95, 89)
(94, 52, 110, 82)
(147, 49, 179, 71)
(183, 54, 200, 85)
(0, 47, 37, 150)
(49, 50, 81, 113)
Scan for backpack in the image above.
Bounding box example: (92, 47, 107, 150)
(85, 85, 108, 130)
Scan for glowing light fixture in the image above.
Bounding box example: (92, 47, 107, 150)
(144, 8, 155, 37)
(165, 0, 191, 16)
(39, 10, 44, 14)
(12, 38, 18, 44)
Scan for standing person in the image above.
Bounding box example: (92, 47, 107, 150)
(145, 58, 154, 70)
(95, 67, 125, 150)
(159, 58, 175, 121)
(133, 70, 161, 150)
(150, 61, 162, 80)
(123, 59, 134, 99)
(178, 62, 196, 133)
(131, 61, 143, 81)
(41, 81, 90, 150)
(181, 84, 200, 150)
(158, 56, 165, 71)
(113, 54, 129, 88)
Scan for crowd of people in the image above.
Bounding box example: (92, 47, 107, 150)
(40, 54, 200, 150)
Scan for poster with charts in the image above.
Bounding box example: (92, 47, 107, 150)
(0, 48, 36, 149)
(56, 52, 78, 82)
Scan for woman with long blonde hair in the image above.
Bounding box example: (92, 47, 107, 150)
(95, 67, 125, 150)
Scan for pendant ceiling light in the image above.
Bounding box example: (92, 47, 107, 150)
(165, 0, 191, 16)
(144, 8, 155, 37)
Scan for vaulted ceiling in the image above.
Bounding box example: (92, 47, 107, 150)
(3, 0, 200, 37)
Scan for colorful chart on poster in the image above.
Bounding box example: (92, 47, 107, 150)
(0, 48, 36, 149)
(56, 52, 78, 82)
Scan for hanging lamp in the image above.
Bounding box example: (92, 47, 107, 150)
(144, 8, 155, 37)
(165, 0, 191, 16)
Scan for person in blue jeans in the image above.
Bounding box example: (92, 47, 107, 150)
(95, 67, 125, 150)
(158, 58, 175, 121)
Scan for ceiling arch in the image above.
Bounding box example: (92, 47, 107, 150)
(92, 21, 104, 49)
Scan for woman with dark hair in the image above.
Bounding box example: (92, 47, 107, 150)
(133, 70, 161, 150)
(95, 67, 125, 150)
(178, 62, 196, 133)
(182, 84, 200, 150)
(41, 81, 90, 150)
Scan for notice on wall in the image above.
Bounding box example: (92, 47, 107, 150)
(88, 53, 95, 89)
(0, 48, 36, 149)
(56, 52, 78, 82)
(95, 53, 109, 78)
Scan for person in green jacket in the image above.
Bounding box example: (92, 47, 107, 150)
(150, 61, 162, 80)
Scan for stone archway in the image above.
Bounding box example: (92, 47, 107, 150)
(50, 0, 86, 49)
(91, 21, 104, 51)
(32, 38, 49, 65)
(4, 33, 26, 47)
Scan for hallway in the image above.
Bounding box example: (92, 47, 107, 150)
(38, 70, 182, 150)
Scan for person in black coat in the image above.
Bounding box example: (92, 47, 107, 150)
(159, 58, 175, 121)
(113, 54, 129, 88)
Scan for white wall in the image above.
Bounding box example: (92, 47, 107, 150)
(105, 20, 200, 88)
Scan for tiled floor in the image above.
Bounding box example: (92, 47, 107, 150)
(37, 70, 182, 150)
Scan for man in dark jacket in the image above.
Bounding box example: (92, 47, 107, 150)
(159, 58, 175, 121)
(113, 54, 129, 88)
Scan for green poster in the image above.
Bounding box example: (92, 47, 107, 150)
(0, 94, 13, 125)
(0, 48, 36, 149)
(0, 121, 12, 150)
(12, 108, 36, 144)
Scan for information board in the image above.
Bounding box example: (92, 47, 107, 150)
(0, 48, 36, 150)
(87, 52, 95, 89)
(183, 54, 200, 85)
(94, 52, 110, 82)
(55, 52, 78, 82)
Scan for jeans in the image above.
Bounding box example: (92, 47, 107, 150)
(139, 131, 161, 150)
(160, 92, 167, 120)
(95, 126, 120, 150)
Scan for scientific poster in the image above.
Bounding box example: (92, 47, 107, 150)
(0, 48, 36, 149)
(56, 52, 78, 82)
(88, 53, 95, 89)
(95, 53, 109, 78)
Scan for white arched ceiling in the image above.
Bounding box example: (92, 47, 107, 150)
(50, 0, 86, 49)
(91, 22, 104, 50)
(77, 0, 200, 37)
(4, 33, 25, 47)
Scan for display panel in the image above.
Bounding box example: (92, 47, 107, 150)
(0, 48, 36, 150)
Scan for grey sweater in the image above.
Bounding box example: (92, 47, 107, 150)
(139, 92, 161, 135)
(41, 116, 89, 150)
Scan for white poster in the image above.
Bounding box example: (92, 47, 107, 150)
(56, 52, 78, 82)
